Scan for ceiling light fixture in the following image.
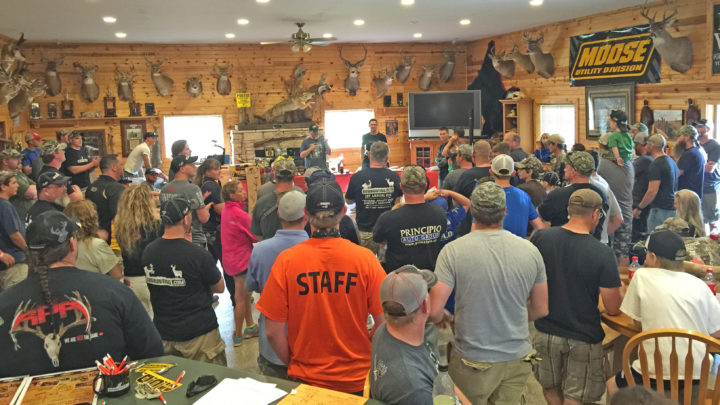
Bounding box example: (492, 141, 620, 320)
(115, 32, 127, 38)
(322, 33, 333, 38)
(256, 0, 270, 3)
(353, 19, 365, 26)
(225, 33, 236, 39)
(529, 0, 543, 6)
(401, 0, 415, 5)
(237, 18, 249, 25)
(413, 33, 422, 38)
(102, 16, 117, 24)
(459, 19, 471, 25)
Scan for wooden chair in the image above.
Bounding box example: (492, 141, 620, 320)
(621, 328, 720, 405)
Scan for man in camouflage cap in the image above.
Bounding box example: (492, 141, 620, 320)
(429, 180, 548, 404)
(675, 124, 705, 200)
(0, 149, 36, 220)
(37, 140, 82, 204)
(629, 122, 649, 137)
(516, 156, 546, 207)
(441, 143, 473, 193)
(251, 157, 299, 240)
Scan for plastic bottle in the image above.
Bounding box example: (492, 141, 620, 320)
(432, 365, 458, 405)
(705, 268, 717, 294)
(628, 256, 640, 281)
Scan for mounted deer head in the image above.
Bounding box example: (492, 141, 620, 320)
(372, 67, 395, 99)
(41, 51, 64, 96)
(0, 33, 26, 74)
(505, 42, 535, 74)
(213, 63, 233, 95)
(115, 65, 135, 101)
(145, 56, 173, 97)
(489, 47, 515, 79)
(395, 55, 415, 83)
(640, 0, 693, 73)
(439, 51, 457, 83)
(523, 32, 555, 78)
(73, 62, 99, 102)
(418, 65, 436, 91)
(339, 45, 367, 96)
(0, 69, 31, 105)
(185, 76, 203, 98)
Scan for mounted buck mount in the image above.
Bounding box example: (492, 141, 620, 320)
(640, 0, 693, 73)
(523, 32, 554, 78)
(372, 67, 396, 99)
(213, 64, 233, 95)
(339, 45, 367, 96)
(115, 65, 135, 101)
(73, 62, 99, 102)
(489, 45, 515, 79)
(145, 56, 173, 97)
(41, 51, 64, 96)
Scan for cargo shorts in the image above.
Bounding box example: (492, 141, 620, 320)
(163, 328, 227, 366)
(358, 231, 379, 255)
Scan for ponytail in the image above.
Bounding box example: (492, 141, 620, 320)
(27, 241, 72, 328)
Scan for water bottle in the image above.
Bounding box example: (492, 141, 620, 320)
(704, 268, 717, 294)
(432, 365, 458, 405)
(628, 256, 640, 281)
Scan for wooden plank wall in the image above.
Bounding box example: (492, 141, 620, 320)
(0, 41, 469, 170)
(466, 0, 718, 148)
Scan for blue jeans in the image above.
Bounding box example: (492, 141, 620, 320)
(647, 208, 676, 233)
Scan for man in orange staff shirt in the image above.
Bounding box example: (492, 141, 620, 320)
(257, 179, 386, 395)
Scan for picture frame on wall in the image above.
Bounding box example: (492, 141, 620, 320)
(120, 120, 146, 157)
(585, 84, 635, 140)
(386, 120, 398, 137)
(653, 110, 685, 140)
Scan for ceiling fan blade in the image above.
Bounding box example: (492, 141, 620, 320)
(260, 41, 286, 45)
(310, 42, 334, 46)
(308, 37, 336, 42)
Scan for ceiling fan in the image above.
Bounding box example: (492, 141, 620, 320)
(260, 22, 337, 52)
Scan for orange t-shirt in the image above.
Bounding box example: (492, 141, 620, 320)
(257, 237, 385, 393)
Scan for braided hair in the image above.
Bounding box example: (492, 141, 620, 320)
(27, 241, 72, 328)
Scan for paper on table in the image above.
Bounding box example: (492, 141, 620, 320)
(194, 377, 288, 405)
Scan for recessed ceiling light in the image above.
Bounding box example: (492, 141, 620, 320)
(529, 0, 543, 6)
(256, 0, 270, 3)
(353, 19, 365, 26)
(102, 16, 117, 24)
(459, 19, 471, 25)
(225, 33, 236, 39)
(237, 18, 249, 25)
(322, 33, 333, 38)
(413, 33, 422, 38)
(401, 0, 415, 5)
(115, 32, 127, 38)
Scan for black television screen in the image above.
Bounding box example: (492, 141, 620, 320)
(409, 90, 482, 132)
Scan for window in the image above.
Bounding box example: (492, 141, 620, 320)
(706, 104, 719, 140)
(539, 104, 576, 143)
(324, 109, 375, 149)
(163, 115, 224, 159)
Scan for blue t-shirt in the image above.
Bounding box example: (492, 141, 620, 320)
(440, 205, 466, 247)
(503, 186, 538, 237)
(21, 148, 39, 168)
(677, 146, 705, 199)
(0, 198, 26, 263)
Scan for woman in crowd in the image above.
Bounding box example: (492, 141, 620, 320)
(64, 200, 123, 280)
(220, 181, 258, 345)
(657, 189, 705, 237)
(540, 171, 561, 194)
(534, 133, 552, 163)
(114, 185, 162, 316)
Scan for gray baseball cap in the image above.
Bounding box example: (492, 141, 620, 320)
(278, 190, 306, 221)
(380, 265, 437, 316)
(490, 154, 515, 176)
(647, 134, 666, 148)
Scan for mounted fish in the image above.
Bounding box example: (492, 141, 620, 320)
(339, 45, 367, 96)
(489, 47, 515, 79)
(505, 42, 535, 74)
(418, 65, 436, 91)
(145, 56, 173, 97)
(439, 51, 456, 82)
(395, 56, 414, 84)
(523, 32, 554, 78)
(640, 100, 654, 129)
(213, 63, 232, 95)
(0, 33, 25, 74)
(41, 51, 64, 96)
(185, 77, 203, 98)
(640, 0, 693, 73)
(9, 77, 45, 125)
(115, 65, 135, 101)
(372, 67, 395, 99)
(73, 62, 99, 102)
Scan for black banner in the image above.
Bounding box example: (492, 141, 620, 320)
(569, 25, 661, 86)
(714, 4, 720, 74)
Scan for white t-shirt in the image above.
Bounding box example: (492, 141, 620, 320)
(124, 142, 150, 175)
(621, 267, 720, 379)
(589, 174, 621, 244)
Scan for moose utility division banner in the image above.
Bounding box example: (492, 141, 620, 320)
(570, 25, 661, 86)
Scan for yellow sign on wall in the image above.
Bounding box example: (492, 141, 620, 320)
(236, 93, 251, 108)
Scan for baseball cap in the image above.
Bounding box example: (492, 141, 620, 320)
(278, 190, 306, 221)
(68, 131, 82, 139)
(428, 196, 448, 211)
(174, 155, 198, 167)
(160, 198, 190, 225)
(26, 211, 80, 251)
(564, 151, 595, 177)
(25, 132, 42, 142)
(630, 122, 649, 133)
(40, 140, 67, 156)
(273, 158, 296, 176)
(609, 110, 628, 125)
(546, 133, 565, 145)
(118, 177, 134, 184)
(380, 265, 437, 316)
(456, 144, 472, 161)
(306, 179, 344, 215)
(568, 189, 603, 209)
(515, 156, 542, 174)
(471, 181, 505, 213)
(309, 124, 319, 132)
(678, 124, 698, 138)
(401, 165, 427, 188)
(645, 230, 687, 261)
(598, 133, 610, 146)
(143, 132, 159, 140)
(305, 168, 334, 188)
(633, 133, 648, 145)
(145, 168, 163, 175)
(0, 148, 22, 161)
(693, 119, 713, 130)
(647, 134, 666, 148)
(490, 154, 515, 176)
(37, 171, 70, 190)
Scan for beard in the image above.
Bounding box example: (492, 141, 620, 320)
(673, 140, 687, 159)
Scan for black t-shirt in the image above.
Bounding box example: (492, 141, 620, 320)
(633, 155, 654, 205)
(345, 168, 402, 232)
(373, 203, 447, 273)
(201, 178, 222, 233)
(0, 267, 163, 378)
(86, 175, 125, 237)
(436, 142, 449, 181)
(530, 227, 621, 344)
(121, 226, 162, 277)
(453, 166, 491, 236)
(62, 146, 92, 189)
(677, 146, 705, 198)
(702, 139, 720, 188)
(40, 165, 74, 195)
(142, 238, 222, 342)
(25, 200, 63, 228)
(648, 155, 678, 210)
(538, 183, 608, 240)
(361, 133, 388, 165)
(304, 216, 360, 245)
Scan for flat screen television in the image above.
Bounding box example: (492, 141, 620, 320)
(408, 90, 482, 139)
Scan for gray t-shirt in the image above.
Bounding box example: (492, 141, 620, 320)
(159, 180, 207, 245)
(441, 167, 467, 193)
(300, 136, 330, 169)
(370, 323, 436, 405)
(251, 192, 282, 239)
(256, 182, 303, 202)
(598, 157, 634, 224)
(435, 229, 546, 363)
(590, 175, 622, 244)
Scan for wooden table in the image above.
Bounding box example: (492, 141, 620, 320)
(599, 284, 640, 338)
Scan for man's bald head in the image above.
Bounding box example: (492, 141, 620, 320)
(473, 141, 492, 165)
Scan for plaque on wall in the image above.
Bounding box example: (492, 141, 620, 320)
(386, 120, 398, 137)
(47, 102, 57, 119)
(129, 101, 141, 117)
(30, 103, 40, 119)
(144, 103, 155, 116)
(120, 120, 146, 157)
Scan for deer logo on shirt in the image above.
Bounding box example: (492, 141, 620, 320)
(144, 263, 187, 287)
(360, 178, 397, 210)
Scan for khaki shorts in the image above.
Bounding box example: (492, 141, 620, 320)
(358, 231, 379, 255)
(533, 331, 606, 403)
(448, 345, 532, 405)
(125, 276, 153, 318)
(163, 328, 227, 366)
(0, 263, 28, 292)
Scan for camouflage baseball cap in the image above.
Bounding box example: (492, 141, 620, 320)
(0, 148, 22, 161)
(546, 133, 565, 145)
(471, 181, 505, 213)
(273, 158, 296, 175)
(40, 140, 66, 156)
(568, 189, 603, 209)
(678, 124, 698, 138)
(515, 156, 542, 174)
(456, 144, 472, 161)
(598, 133, 610, 146)
(630, 122, 649, 133)
(564, 151, 595, 177)
(401, 165, 427, 188)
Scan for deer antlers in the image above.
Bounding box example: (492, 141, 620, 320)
(640, 0, 678, 26)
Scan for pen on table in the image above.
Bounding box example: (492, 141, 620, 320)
(172, 370, 185, 387)
(155, 389, 168, 405)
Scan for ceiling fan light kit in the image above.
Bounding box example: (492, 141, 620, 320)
(263, 22, 337, 52)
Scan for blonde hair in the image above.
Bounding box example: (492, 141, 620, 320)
(675, 189, 705, 237)
(115, 185, 160, 253)
(64, 200, 99, 244)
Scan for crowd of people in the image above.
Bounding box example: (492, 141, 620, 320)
(0, 114, 718, 404)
